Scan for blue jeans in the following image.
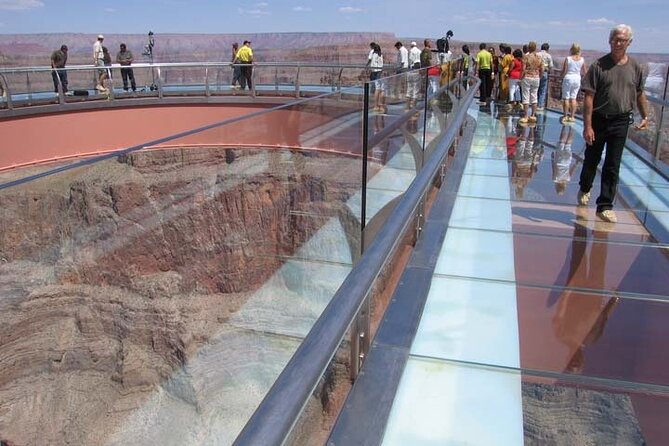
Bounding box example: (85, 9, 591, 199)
(537, 72, 548, 108)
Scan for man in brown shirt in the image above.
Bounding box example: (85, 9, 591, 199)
(577, 24, 650, 223)
(50, 44, 68, 93)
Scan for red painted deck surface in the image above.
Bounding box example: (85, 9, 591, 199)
(0, 103, 361, 172)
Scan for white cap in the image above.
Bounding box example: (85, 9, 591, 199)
(410, 41, 417, 46)
(97, 34, 104, 39)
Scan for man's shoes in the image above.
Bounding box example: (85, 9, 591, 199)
(577, 190, 590, 206)
(536, 107, 544, 113)
(596, 209, 617, 223)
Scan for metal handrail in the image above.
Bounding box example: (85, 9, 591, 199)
(0, 61, 376, 74)
(232, 76, 479, 446)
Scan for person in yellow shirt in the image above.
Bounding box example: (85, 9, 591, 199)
(475, 43, 493, 105)
(234, 40, 254, 90)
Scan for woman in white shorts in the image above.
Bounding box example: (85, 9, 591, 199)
(560, 43, 586, 123)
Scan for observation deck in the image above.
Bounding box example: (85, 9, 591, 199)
(0, 60, 668, 446)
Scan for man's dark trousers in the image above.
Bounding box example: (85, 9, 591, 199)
(579, 113, 630, 213)
(121, 67, 136, 91)
(478, 68, 491, 101)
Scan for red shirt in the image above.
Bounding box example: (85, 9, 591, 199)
(509, 58, 523, 79)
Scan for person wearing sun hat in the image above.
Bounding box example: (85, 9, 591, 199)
(93, 34, 106, 91)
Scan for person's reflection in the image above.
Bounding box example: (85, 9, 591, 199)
(551, 218, 620, 373)
(371, 114, 390, 162)
(510, 124, 543, 199)
(551, 124, 580, 196)
(406, 111, 419, 135)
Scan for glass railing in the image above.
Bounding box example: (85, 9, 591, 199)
(545, 62, 669, 166)
(0, 62, 400, 109)
(0, 64, 474, 446)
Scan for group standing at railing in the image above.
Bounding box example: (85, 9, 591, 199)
(363, 34, 457, 112)
(470, 24, 651, 224)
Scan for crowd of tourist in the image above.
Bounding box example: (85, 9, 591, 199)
(42, 25, 650, 224)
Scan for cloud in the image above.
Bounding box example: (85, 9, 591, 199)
(237, 6, 270, 15)
(587, 17, 614, 25)
(292, 6, 312, 12)
(339, 6, 363, 13)
(451, 10, 519, 26)
(255, 2, 268, 6)
(104, 7, 117, 13)
(0, 0, 44, 10)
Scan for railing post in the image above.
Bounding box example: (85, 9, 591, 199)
(205, 66, 210, 97)
(654, 64, 669, 160)
(274, 66, 279, 92)
(107, 68, 115, 101)
(26, 72, 32, 104)
(251, 65, 256, 97)
(56, 70, 65, 105)
(0, 73, 13, 110)
(421, 68, 430, 169)
(295, 66, 301, 98)
(351, 82, 371, 381)
(337, 67, 344, 93)
(156, 66, 163, 99)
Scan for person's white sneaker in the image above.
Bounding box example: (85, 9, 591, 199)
(596, 209, 617, 223)
(577, 190, 590, 206)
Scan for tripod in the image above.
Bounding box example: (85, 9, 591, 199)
(142, 31, 157, 91)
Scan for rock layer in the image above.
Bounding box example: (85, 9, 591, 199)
(0, 146, 361, 445)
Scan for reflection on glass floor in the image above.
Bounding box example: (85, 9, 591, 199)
(382, 104, 669, 445)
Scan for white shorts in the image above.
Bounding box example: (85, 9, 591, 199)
(561, 76, 581, 100)
(521, 77, 540, 105)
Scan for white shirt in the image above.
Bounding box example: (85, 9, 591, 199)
(93, 40, 104, 61)
(540, 50, 554, 72)
(370, 53, 383, 71)
(409, 46, 421, 68)
(397, 46, 409, 69)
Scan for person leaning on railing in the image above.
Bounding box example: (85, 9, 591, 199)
(234, 40, 254, 90)
(50, 44, 68, 93)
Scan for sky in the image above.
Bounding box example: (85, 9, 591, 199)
(0, 0, 667, 53)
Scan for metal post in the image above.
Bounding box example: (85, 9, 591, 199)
(337, 67, 344, 93)
(273, 66, 277, 92)
(205, 67, 210, 97)
(421, 69, 430, 169)
(654, 64, 669, 160)
(350, 82, 371, 381)
(295, 66, 301, 98)
(251, 65, 256, 97)
(26, 72, 32, 104)
(56, 70, 65, 105)
(156, 66, 163, 99)
(0, 73, 13, 110)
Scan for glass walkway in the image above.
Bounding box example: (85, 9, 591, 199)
(330, 103, 669, 445)
(0, 62, 668, 445)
